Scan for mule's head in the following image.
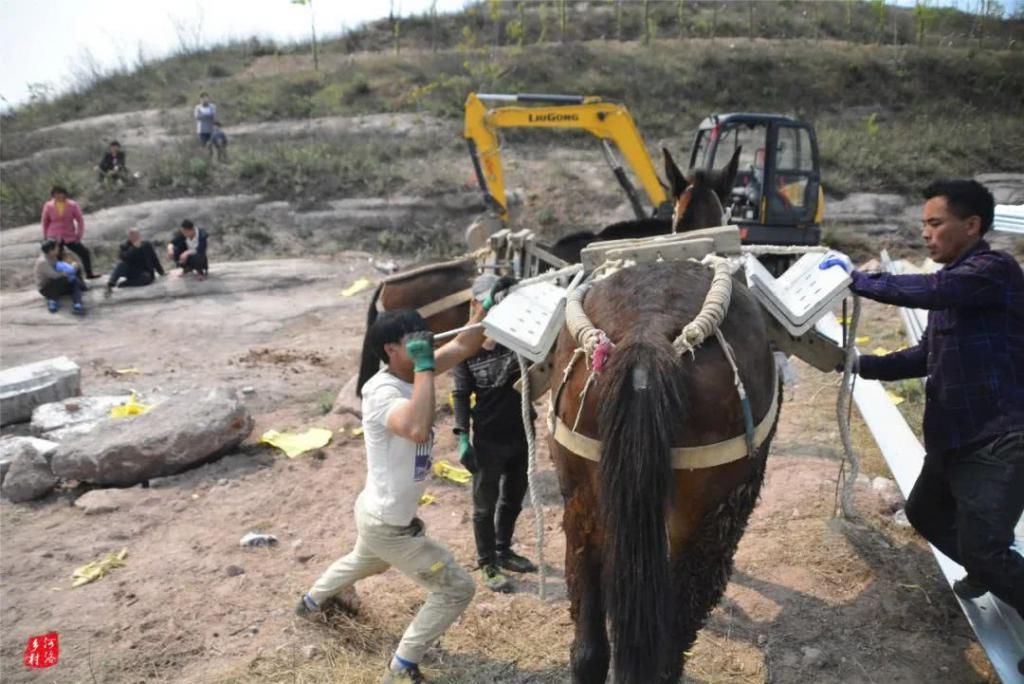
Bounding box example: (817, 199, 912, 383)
(662, 147, 740, 233)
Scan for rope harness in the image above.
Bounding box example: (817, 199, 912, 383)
(550, 255, 777, 471)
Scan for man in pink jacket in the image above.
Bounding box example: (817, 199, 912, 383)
(40, 186, 98, 279)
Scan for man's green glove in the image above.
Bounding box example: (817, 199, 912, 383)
(457, 432, 477, 473)
(483, 276, 518, 311)
(404, 331, 435, 373)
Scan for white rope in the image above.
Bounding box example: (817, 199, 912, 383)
(672, 256, 734, 356)
(836, 296, 862, 519)
(518, 353, 546, 600)
(565, 283, 605, 358)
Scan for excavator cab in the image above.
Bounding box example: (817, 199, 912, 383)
(689, 113, 824, 247)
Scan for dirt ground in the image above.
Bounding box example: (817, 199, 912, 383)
(0, 252, 1002, 684)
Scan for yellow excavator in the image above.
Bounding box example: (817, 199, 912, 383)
(463, 92, 824, 249)
(464, 92, 672, 225)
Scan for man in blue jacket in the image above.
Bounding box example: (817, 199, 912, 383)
(825, 179, 1024, 673)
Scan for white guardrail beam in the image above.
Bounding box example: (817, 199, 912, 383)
(994, 204, 1024, 235)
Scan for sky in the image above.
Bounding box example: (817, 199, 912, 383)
(0, 0, 1017, 110)
(0, 0, 469, 109)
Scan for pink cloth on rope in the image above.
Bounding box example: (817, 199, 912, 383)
(591, 334, 615, 373)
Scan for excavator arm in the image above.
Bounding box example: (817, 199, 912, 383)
(464, 92, 670, 223)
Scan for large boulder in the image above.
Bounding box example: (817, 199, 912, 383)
(0, 437, 59, 502)
(51, 387, 254, 486)
(31, 395, 134, 440)
(0, 356, 81, 426)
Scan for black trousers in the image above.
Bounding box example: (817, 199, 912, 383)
(471, 436, 530, 567)
(107, 263, 155, 289)
(171, 248, 208, 275)
(905, 431, 1024, 615)
(62, 241, 95, 277)
(39, 278, 83, 305)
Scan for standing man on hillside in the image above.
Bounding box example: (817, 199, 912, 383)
(452, 274, 537, 594)
(40, 185, 99, 280)
(823, 179, 1024, 674)
(194, 92, 217, 146)
(297, 305, 490, 684)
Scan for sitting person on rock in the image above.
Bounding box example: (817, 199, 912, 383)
(167, 219, 209, 279)
(36, 239, 85, 315)
(105, 228, 165, 297)
(96, 140, 131, 185)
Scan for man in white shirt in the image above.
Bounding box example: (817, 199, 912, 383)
(297, 305, 487, 684)
(194, 92, 216, 146)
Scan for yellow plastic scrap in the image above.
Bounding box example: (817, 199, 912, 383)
(72, 548, 127, 588)
(351, 427, 364, 437)
(419, 493, 437, 505)
(109, 393, 152, 419)
(340, 277, 374, 297)
(114, 368, 140, 375)
(855, 335, 871, 345)
(872, 346, 891, 356)
(432, 460, 472, 484)
(260, 428, 333, 458)
(886, 391, 905, 406)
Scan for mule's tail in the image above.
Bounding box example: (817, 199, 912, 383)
(599, 335, 684, 684)
(356, 283, 384, 398)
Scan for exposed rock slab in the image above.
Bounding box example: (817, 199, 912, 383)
(74, 487, 153, 514)
(31, 395, 133, 438)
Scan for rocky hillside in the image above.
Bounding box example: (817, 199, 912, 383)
(2, 1, 1022, 281)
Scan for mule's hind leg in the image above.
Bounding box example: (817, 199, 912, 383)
(662, 474, 769, 683)
(565, 500, 609, 684)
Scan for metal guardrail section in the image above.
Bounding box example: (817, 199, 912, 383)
(994, 204, 1024, 235)
(818, 314, 1024, 683)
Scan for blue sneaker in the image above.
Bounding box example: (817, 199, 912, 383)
(46, 299, 59, 313)
(71, 303, 85, 316)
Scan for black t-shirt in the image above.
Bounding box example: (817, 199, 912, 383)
(452, 345, 536, 442)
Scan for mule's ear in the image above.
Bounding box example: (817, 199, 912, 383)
(716, 146, 742, 202)
(663, 147, 688, 199)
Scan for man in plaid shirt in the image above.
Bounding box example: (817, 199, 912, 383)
(826, 180, 1024, 671)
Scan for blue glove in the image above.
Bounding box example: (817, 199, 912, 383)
(404, 331, 435, 373)
(818, 253, 853, 274)
(54, 261, 75, 275)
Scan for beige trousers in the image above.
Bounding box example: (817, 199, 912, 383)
(308, 498, 475, 663)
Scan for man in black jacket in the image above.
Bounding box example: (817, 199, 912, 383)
(452, 274, 538, 593)
(167, 219, 209, 279)
(97, 141, 130, 185)
(105, 228, 164, 296)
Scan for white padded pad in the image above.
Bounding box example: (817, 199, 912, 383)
(745, 251, 852, 336)
(482, 281, 568, 363)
